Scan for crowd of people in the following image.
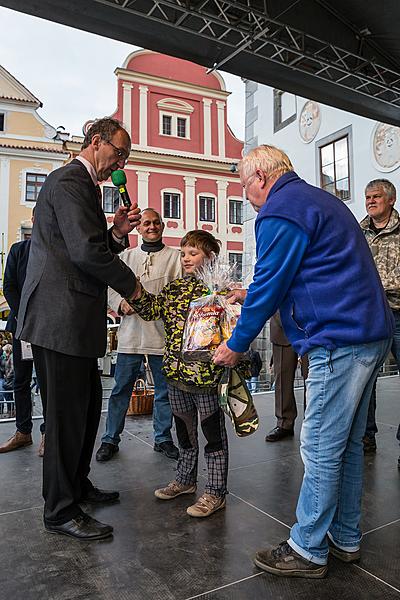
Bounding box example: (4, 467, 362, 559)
(0, 117, 398, 580)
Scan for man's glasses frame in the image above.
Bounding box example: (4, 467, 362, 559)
(107, 140, 130, 162)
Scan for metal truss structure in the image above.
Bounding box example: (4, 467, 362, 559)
(2, 0, 400, 124)
(95, 0, 400, 109)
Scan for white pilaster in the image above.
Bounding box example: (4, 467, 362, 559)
(139, 85, 148, 147)
(217, 179, 229, 256)
(216, 101, 226, 158)
(122, 83, 133, 137)
(184, 176, 197, 230)
(202, 98, 212, 157)
(136, 170, 150, 207)
(0, 157, 10, 265)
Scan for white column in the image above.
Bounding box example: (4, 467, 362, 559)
(136, 170, 150, 207)
(0, 158, 10, 262)
(122, 83, 133, 137)
(184, 176, 197, 230)
(202, 98, 212, 157)
(139, 85, 148, 147)
(217, 179, 228, 256)
(216, 101, 226, 158)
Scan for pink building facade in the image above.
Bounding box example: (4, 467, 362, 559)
(80, 50, 244, 273)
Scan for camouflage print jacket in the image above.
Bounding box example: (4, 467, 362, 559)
(360, 208, 400, 310)
(132, 275, 227, 390)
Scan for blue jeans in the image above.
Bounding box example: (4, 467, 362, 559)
(289, 339, 391, 565)
(102, 353, 173, 446)
(365, 310, 400, 438)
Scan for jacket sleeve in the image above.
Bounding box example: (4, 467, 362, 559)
(131, 285, 169, 322)
(227, 217, 309, 353)
(3, 245, 20, 314)
(51, 170, 137, 298)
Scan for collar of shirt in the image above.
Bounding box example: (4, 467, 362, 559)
(76, 156, 98, 186)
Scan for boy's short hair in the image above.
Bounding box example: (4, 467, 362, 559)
(180, 230, 221, 257)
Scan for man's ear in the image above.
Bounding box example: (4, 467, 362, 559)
(256, 169, 267, 189)
(91, 133, 102, 150)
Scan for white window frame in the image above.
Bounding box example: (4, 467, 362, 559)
(159, 111, 191, 140)
(20, 168, 49, 206)
(228, 198, 244, 225)
(0, 111, 6, 133)
(162, 188, 182, 221)
(198, 194, 216, 222)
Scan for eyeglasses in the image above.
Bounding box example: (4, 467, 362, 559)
(107, 141, 129, 163)
(243, 174, 257, 190)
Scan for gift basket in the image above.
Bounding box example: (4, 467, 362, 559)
(182, 258, 243, 362)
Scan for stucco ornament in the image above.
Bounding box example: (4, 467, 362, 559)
(372, 122, 400, 172)
(299, 100, 321, 143)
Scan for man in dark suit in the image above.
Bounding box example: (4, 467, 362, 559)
(17, 117, 141, 541)
(0, 211, 46, 455)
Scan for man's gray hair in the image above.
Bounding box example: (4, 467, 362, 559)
(141, 207, 163, 222)
(365, 179, 396, 202)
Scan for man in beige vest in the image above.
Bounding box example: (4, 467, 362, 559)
(96, 208, 182, 462)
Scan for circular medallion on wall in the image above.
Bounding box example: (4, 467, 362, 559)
(299, 100, 321, 143)
(371, 122, 400, 172)
(82, 120, 95, 136)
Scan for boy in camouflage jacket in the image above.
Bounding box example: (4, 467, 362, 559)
(131, 230, 232, 518)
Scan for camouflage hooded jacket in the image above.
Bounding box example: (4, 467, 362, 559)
(132, 275, 227, 389)
(360, 208, 400, 310)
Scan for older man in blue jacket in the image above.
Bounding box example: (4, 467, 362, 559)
(214, 145, 393, 578)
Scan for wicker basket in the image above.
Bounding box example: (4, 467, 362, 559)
(127, 378, 154, 416)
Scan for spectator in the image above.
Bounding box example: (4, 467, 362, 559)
(266, 311, 308, 442)
(96, 208, 181, 462)
(360, 179, 400, 454)
(0, 344, 14, 415)
(214, 145, 393, 578)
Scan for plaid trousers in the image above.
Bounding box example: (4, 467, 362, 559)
(168, 384, 228, 497)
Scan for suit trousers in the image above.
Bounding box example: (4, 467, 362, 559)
(273, 344, 309, 430)
(32, 345, 102, 525)
(12, 338, 45, 435)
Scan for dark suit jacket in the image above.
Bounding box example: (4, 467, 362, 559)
(16, 159, 137, 358)
(3, 239, 31, 334)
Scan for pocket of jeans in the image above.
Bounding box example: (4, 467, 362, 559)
(352, 344, 377, 368)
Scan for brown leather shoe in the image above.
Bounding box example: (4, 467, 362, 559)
(38, 434, 45, 457)
(0, 431, 33, 453)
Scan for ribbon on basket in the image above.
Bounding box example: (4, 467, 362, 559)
(218, 368, 259, 437)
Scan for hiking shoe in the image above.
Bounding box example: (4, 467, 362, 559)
(328, 537, 360, 563)
(154, 480, 196, 500)
(186, 492, 226, 518)
(254, 541, 328, 579)
(363, 436, 377, 454)
(96, 442, 119, 462)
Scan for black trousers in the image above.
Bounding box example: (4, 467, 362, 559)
(32, 345, 102, 525)
(12, 338, 45, 434)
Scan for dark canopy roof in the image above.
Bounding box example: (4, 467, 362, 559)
(2, 0, 400, 125)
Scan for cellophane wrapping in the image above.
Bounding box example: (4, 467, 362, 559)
(182, 258, 243, 362)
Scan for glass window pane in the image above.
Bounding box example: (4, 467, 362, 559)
(162, 115, 171, 135)
(322, 183, 336, 196)
(335, 158, 348, 181)
(334, 137, 348, 161)
(336, 178, 350, 200)
(321, 143, 334, 166)
(177, 117, 186, 138)
(0, 113, 4, 131)
(321, 163, 334, 187)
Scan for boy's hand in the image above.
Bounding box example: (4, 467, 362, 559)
(213, 342, 242, 367)
(126, 282, 142, 304)
(119, 299, 135, 315)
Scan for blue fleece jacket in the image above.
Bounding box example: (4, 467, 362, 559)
(228, 171, 393, 355)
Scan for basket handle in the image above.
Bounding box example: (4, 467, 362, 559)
(134, 378, 146, 392)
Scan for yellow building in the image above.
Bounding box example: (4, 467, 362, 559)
(0, 64, 69, 284)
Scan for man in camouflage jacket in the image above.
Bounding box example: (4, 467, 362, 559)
(360, 179, 400, 456)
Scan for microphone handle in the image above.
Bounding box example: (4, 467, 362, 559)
(117, 185, 132, 208)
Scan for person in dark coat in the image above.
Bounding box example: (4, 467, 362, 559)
(16, 117, 141, 541)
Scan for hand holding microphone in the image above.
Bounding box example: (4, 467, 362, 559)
(111, 169, 141, 236)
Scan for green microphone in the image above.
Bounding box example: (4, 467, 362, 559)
(111, 169, 132, 208)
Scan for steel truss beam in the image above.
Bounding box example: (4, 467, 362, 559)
(95, 0, 400, 108)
